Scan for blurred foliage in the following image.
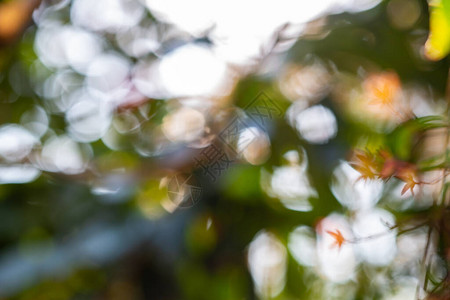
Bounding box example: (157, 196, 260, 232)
(425, 0, 450, 60)
(0, 0, 448, 299)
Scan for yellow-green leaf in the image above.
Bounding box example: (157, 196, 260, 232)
(425, 0, 450, 61)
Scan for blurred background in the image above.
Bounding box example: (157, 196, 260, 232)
(0, 0, 449, 299)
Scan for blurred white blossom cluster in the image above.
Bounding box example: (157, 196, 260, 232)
(1, 0, 381, 186)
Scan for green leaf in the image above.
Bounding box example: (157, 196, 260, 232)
(388, 122, 416, 160)
(425, 0, 450, 60)
(387, 116, 448, 160)
(415, 115, 448, 129)
(418, 150, 450, 171)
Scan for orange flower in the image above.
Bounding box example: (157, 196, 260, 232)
(363, 71, 401, 106)
(379, 159, 397, 180)
(396, 166, 419, 196)
(350, 148, 422, 196)
(350, 150, 381, 180)
(326, 229, 346, 249)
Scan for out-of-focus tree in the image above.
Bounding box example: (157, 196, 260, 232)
(0, 0, 449, 299)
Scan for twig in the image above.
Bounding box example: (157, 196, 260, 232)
(416, 225, 433, 300)
(349, 221, 428, 244)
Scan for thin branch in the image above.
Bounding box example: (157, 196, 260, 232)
(348, 221, 428, 244)
(416, 225, 433, 300)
